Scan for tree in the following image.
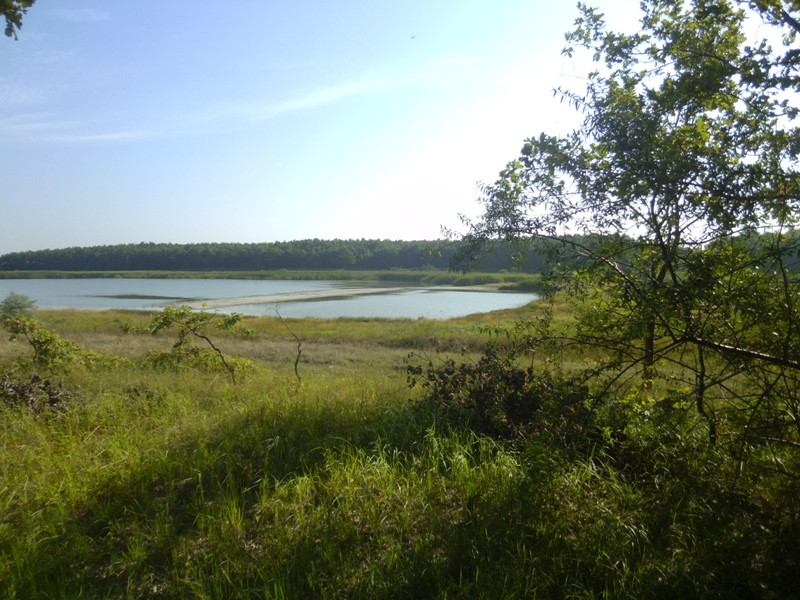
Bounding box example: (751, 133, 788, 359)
(454, 0, 800, 453)
(0, 291, 36, 319)
(2, 0, 35, 39)
(123, 306, 253, 383)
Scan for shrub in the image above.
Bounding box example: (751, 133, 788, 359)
(143, 345, 255, 379)
(2, 317, 124, 373)
(407, 344, 593, 445)
(124, 306, 254, 383)
(0, 291, 36, 319)
(0, 372, 76, 414)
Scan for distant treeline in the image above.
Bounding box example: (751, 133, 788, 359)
(0, 240, 549, 273)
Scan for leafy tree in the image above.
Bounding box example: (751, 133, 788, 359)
(0, 291, 36, 319)
(454, 0, 800, 455)
(123, 306, 253, 383)
(2, 0, 35, 39)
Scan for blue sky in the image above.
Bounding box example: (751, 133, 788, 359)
(0, 1, 639, 254)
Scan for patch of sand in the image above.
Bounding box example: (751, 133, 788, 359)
(185, 287, 409, 309)
(184, 284, 505, 310)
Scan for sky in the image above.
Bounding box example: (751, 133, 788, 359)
(0, 0, 641, 255)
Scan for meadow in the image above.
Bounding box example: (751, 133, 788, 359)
(0, 296, 797, 599)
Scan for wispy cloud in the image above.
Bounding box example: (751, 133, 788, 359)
(50, 130, 162, 144)
(2, 61, 459, 145)
(0, 112, 73, 135)
(262, 78, 408, 116)
(0, 82, 48, 108)
(5, 78, 381, 143)
(0, 111, 160, 144)
(182, 74, 422, 129)
(50, 9, 110, 23)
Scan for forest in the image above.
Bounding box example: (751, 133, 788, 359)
(2, 233, 796, 275)
(0, 239, 548, 273)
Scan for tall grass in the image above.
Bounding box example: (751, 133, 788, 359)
(1, 306, 797, 598)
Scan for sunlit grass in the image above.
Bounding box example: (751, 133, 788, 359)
(1, 301, 798, 598)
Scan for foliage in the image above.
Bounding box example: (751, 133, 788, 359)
(0, 306, 797, 597)
(1, 323, 797, 598)
(1, 0, 34, 39)
(453, 0, 800, 461)
(2, 316, 119, 373)
(0, 239, 550, 273)
(408, 343, 594, 446)
(141, 344, 255, 381)
(0, 291, 35, 319)
(123, 306, 253, 383)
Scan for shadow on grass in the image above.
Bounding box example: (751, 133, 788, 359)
(5, 390, 440, 598)
(5, 386, 800, 599)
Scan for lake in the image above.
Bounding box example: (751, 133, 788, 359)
(0, 279, 538, 320)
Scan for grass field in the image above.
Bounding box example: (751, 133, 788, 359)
(1, 298, 797, 598)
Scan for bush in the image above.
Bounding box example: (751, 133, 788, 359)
(123, 306, 252, 383)
(0, 291, 36, 319)
(143, 345, 255, 379)
(0, 372, 76, 414)
(2, 317, 124, 373)
(407, 344, 593, 445)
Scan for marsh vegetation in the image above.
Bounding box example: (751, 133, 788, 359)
(0, 294, 797, 599)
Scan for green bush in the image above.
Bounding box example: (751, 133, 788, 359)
(123, 306, 253, 383)
(0, 291, 36, 319)
(143, 345, 255, 379)
(408, 344, 593, 445)
(2, 317, 122, 373)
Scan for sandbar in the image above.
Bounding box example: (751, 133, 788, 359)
(185, 286, 411, 310)
(184, 284, 505, 310)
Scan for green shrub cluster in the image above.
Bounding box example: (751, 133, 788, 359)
(408, 344, 592, 445)
(3, 316, 124, 373)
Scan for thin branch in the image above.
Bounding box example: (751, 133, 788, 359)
(186, 327, 236, 384)
(688, 335, 800, 371)
(272, 308, 302, 385)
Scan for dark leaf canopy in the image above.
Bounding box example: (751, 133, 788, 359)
(2, 0, 35, 39)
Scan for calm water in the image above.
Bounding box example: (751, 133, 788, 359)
(0, 279, 538, 319)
